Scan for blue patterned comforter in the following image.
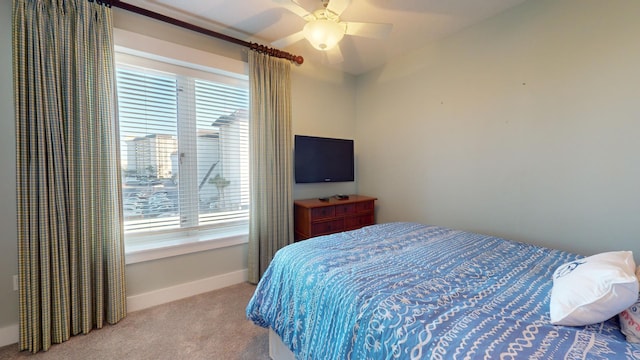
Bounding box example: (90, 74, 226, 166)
(246, 223, 640, 359)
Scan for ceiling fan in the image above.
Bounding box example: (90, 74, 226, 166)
(272, 0, 392, 63)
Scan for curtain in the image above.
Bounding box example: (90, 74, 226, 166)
(13, 0, 126, 353)
(247, 51, 294, 284)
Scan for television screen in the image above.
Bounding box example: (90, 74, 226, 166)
(294, 135, 354, 183)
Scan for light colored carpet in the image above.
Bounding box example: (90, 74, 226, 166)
(0, 282, 269, 360)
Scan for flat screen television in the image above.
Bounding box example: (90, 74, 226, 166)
(294, 135, 354, 183)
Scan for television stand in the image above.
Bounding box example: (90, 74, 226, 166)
(294, 195, 377, 241)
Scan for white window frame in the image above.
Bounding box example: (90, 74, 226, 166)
(114, 29, 250, 264)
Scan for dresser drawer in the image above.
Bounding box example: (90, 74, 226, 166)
(335, 203, 356, 216)
(356, 200, 375, 212)
(345, 214, 374, 230)
(311, 219, 344, 236)
(310, 206, 335, 220)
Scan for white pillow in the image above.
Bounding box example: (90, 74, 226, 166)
(550, 251, 638, 326)
(619, 266, 640, 342)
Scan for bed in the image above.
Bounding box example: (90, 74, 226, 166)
(246, 222, 640, 359)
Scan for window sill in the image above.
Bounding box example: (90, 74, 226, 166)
(125, 228, 248, 264)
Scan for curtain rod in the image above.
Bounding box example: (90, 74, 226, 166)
(111, 0, 304, 65)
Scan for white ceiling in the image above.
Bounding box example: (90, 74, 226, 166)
(122, 0, 529, 75)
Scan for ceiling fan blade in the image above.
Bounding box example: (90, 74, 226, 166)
(344, 22, 393, 39)
(326, 45, 344, 64)
(274, 0, 314, 20)
(272, 30, 306, 48)
(326, 0, 351, 16)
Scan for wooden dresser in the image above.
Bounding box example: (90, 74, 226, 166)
(293, 195, 377, 241)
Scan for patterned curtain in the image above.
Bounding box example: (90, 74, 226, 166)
(13, 0, 126, 353)
(247, 51, 294, 284)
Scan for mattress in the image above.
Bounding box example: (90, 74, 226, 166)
(246, 222, 640, 359)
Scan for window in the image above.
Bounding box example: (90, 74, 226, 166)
(116, 51, 249, 256)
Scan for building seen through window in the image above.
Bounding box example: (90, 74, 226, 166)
(116, 64, 249, 245)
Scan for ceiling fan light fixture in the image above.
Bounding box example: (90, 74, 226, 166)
(303, 19, 345, 51)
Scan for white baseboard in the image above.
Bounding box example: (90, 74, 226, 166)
(0, 323, 18, 348)
(127, 268, 248, 312)
(0, 269, 249, 348)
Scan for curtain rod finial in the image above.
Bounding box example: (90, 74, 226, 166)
(249, 42, 304, 65)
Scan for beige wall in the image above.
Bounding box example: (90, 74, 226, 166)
(356, 0, 640, 257)
(291, 62, 358, 200)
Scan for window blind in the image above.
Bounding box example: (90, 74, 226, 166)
(116, 61, 249, 248)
